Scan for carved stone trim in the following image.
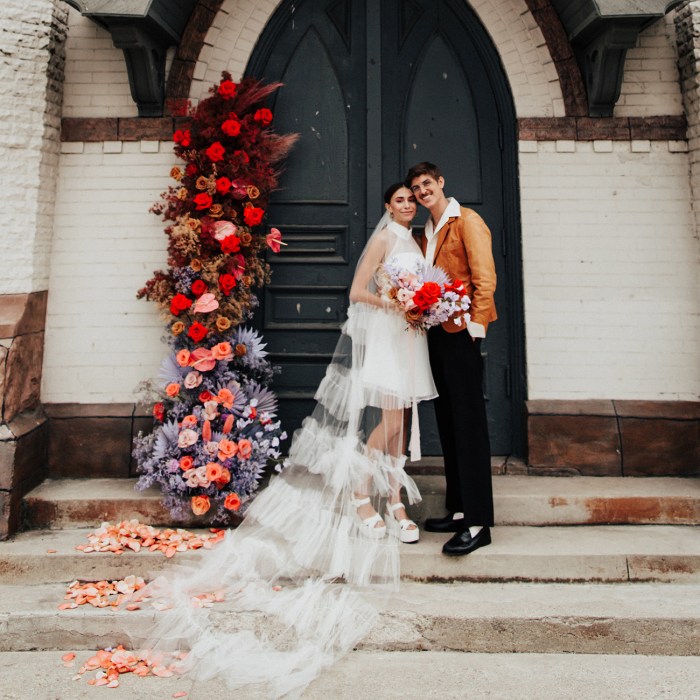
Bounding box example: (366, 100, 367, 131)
(518, 115, 687, 141)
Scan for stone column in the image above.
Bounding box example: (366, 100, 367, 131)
(676, 2, 700, 252)
(0, 0, 68, 538)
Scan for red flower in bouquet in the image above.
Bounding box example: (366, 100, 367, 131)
(215, 176, 232, 194)
(185, 163, 198, 177)
(188, 322, 208, 342)
(224, 492, 241, 511)
(191, 280, 207, 296)
(193, 192, 213, 210)
(230, 179, 248, 199)
(199, 390, 213, 402)
(218, 79, 237, 99)
(218, 273, 237, 295)
(243, 206, 264, 227)
(233, 149, 250, 164)
(206, 141, 225, 162)
(266, 228, 285, 253)
(221, 118, 241, 137)
(170, 293, 193, 316)
(191, 495, 211, 515)
(173, 129, 191, 147)
(221, 235, 241, 254)
(414, 281, 441, 310)
(254, 108, 273, 126)
(153, 402, 164, 421)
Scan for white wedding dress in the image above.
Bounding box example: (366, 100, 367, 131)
(133, 219, 437, 698)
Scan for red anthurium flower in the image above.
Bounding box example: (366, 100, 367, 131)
(221, 119, 241, 137)
(243, 206, 264, 227)
(266, 227, 286, 253)
(218, 79, 237, 99)
(193, 192, 213, 210)
(188, 322, 208, 342)
(170, 293, 193, 316)
(173, 129, 191, 147)
(215, 176, 232, 194)
(191, 280, 207, 296)
(230, 179, 248, 199)
(218, 273, 237, 295)
(254, 108, 273, 126)
(206, 141, 225, 162)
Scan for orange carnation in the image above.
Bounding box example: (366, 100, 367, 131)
(191, 495, 210, 516)
(224, 492, 241, 511)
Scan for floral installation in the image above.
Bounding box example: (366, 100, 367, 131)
(133, 74, 296, 522)
(378, 256, 471, 331)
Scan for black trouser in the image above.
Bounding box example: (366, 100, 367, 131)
(427, 326, 494, 527)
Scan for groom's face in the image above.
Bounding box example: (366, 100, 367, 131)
(409, 174, 445, 209)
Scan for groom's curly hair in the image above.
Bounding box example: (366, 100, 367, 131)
(405, 161, 442, 187)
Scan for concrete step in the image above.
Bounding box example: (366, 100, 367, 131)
(22, 476, 700, 530)
(1, 650, 699, 700)
(1, 581, 698, 656)
(2, 526, 699, 585)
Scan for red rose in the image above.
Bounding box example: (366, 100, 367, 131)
(173, 129, 191, 147)
(243, 206, 264, 227)
(421, 281, 441, 304)
(206, 141, 225, 162)
(199, 390, 213, 402)
(188, 322, 208, 342)
(446, 279, 467, 296)
(218, 79, 237, 99)
(221, 119, 241, 137)
(191, 280, 207, 296)
(218, 273, 237, 295)
(254, 108, 273, 126)
(224, 492, 241, 511)
(215, 176, 231, 194)
(170, 293, 193, 316)
(233, 150, 249, 164)
(185, 163, 198, 177)
(153, 402, 164, 422)
(193, 192, 213, 210)
(221, 235, 241, 254)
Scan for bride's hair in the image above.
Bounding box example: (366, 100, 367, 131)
(384, 181, 409, 203)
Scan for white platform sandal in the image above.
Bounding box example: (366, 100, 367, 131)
(350, 496, 386, 539)
(385, 502, 420, 544)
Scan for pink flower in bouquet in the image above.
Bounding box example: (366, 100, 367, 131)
(237, 438, 253, 459)
(184, 371, 203, 389)
(181, 414, 198, 429)
(178, 429, 198, 448)
(195, 465, 209, 485)
(211, 342, 233, 361)
(266, 228, 285, 253)
(203, 440, 219, 457)
(205, 462, 223, 482)
(396, 288, 414, 306)
(213, 220, 238, 241)
(176, 349, 191, 367)
(190, 347, 216, 372)
(192, 293, 219, 314)
(183, 469, 199, 487)
(202, 400, 219, 421)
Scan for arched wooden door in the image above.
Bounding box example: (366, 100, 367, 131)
(246, 0, 525, 455)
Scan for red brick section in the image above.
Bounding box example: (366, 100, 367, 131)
(518, 115, 687, 141)
(522, 0, 588, 117)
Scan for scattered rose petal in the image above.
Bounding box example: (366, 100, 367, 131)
(47, 549, 57, 554)
(173, 693, 187, 698)
(62, 653, 76, 662)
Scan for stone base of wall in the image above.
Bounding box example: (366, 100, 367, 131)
(527, 400, 700, 476)
(33, 400, 700, 486)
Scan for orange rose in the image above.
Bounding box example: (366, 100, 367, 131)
(216, 316, 232, 332)
(237, 438, 252, 459)
(176, 349, 191, 367)
(191, 495, 210, 516)
(181, 414, 198, 429)
(216, 467, 231, 488)
(170, 166, 183, 181)
(217, 388, 234, 408)
(190, 258, 202, 271)
(172, 321, 185, 336)
(224, 492, 241, 511)
(166, 383, 180, 397)
(217, 438, 238, 461)
(211, 342, 233, 360)
(205, 462, 223, 482)
(179, 455, 194, 471)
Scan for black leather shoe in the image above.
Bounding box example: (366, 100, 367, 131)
(424, 514, 465, 533)
(442, 527, 491, 556)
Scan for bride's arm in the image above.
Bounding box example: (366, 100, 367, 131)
(349, 228, 390, 308)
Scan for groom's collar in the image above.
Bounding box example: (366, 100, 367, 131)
(425, 197, 460, 239)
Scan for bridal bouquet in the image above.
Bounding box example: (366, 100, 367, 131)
(378, 256, 471, 331)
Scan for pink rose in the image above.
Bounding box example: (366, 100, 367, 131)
(184, 371, 203, 389)
(177, 428, 198, 448)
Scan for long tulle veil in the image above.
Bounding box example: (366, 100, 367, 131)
(128, 211, 432, 698)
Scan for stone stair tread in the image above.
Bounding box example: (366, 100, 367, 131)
(2, 526, 699, 585)
(1, 650, 699, 700)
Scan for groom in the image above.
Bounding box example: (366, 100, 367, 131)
(405, 162, 497, 556)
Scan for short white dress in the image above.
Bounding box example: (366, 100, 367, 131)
(346, 220, 437, 411)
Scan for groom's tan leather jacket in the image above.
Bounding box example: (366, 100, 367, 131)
(421, 206, 497, 334)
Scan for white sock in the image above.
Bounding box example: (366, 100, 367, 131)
(469, 525, 483, 538)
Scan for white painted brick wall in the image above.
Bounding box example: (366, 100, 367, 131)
(519, 140, 700, 400)
(0, 0, 67, 295)
(42, 142, 173, 402)
(617, 14, 684, 117)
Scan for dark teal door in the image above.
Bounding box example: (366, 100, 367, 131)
(246, 0, 525, 455)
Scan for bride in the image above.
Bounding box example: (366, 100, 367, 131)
(134, 183, 437, 697)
